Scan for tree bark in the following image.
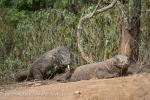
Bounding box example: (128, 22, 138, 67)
(120, 0, 141, 64)
(32, 0, 40, 11)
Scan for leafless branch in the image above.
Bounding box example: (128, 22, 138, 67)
(77, 0, 117, 63)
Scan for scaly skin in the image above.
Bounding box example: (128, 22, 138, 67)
(15, 47, 70, 82)
(70, 55, 129, 82)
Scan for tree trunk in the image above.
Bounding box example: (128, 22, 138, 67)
(120, 0, 141, 64)
(32, 0, 40, 11)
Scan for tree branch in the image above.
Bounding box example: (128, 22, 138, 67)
(77, 0, 118, 63)
(117, 1, 130, 30)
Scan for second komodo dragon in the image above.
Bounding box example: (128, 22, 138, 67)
(70, 55, 130, 82)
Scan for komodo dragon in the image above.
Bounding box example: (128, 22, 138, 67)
(15, 47, 71, 82)
(70, 55, 130, 82)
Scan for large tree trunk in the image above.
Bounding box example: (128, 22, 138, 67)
(32, 0, 41, 11)
(120, 0, 141, 64)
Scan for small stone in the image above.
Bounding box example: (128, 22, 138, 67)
(74, 91, 81, 95)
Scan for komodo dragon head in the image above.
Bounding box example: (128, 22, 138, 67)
(56, 48, 71, 68)
(115, 55, 130, 69)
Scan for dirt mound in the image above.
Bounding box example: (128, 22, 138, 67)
(0, 73, 150, 100)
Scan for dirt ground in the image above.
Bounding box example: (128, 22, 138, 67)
(0, 73, 150, 100)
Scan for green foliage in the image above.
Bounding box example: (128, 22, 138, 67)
(0, 6, 120, 83)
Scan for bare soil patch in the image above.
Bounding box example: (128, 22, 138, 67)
(0, 73, 150, 100)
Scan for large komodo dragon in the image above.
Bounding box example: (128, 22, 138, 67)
(15, 47, 70, 82)
(70, 55, 130, 82)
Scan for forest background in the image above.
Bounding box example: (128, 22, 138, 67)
(0, 0, 149, 83)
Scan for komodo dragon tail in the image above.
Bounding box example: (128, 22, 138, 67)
(15, 70, 30, 82)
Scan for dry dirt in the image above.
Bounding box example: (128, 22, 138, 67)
(0, 73, 150, 100)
